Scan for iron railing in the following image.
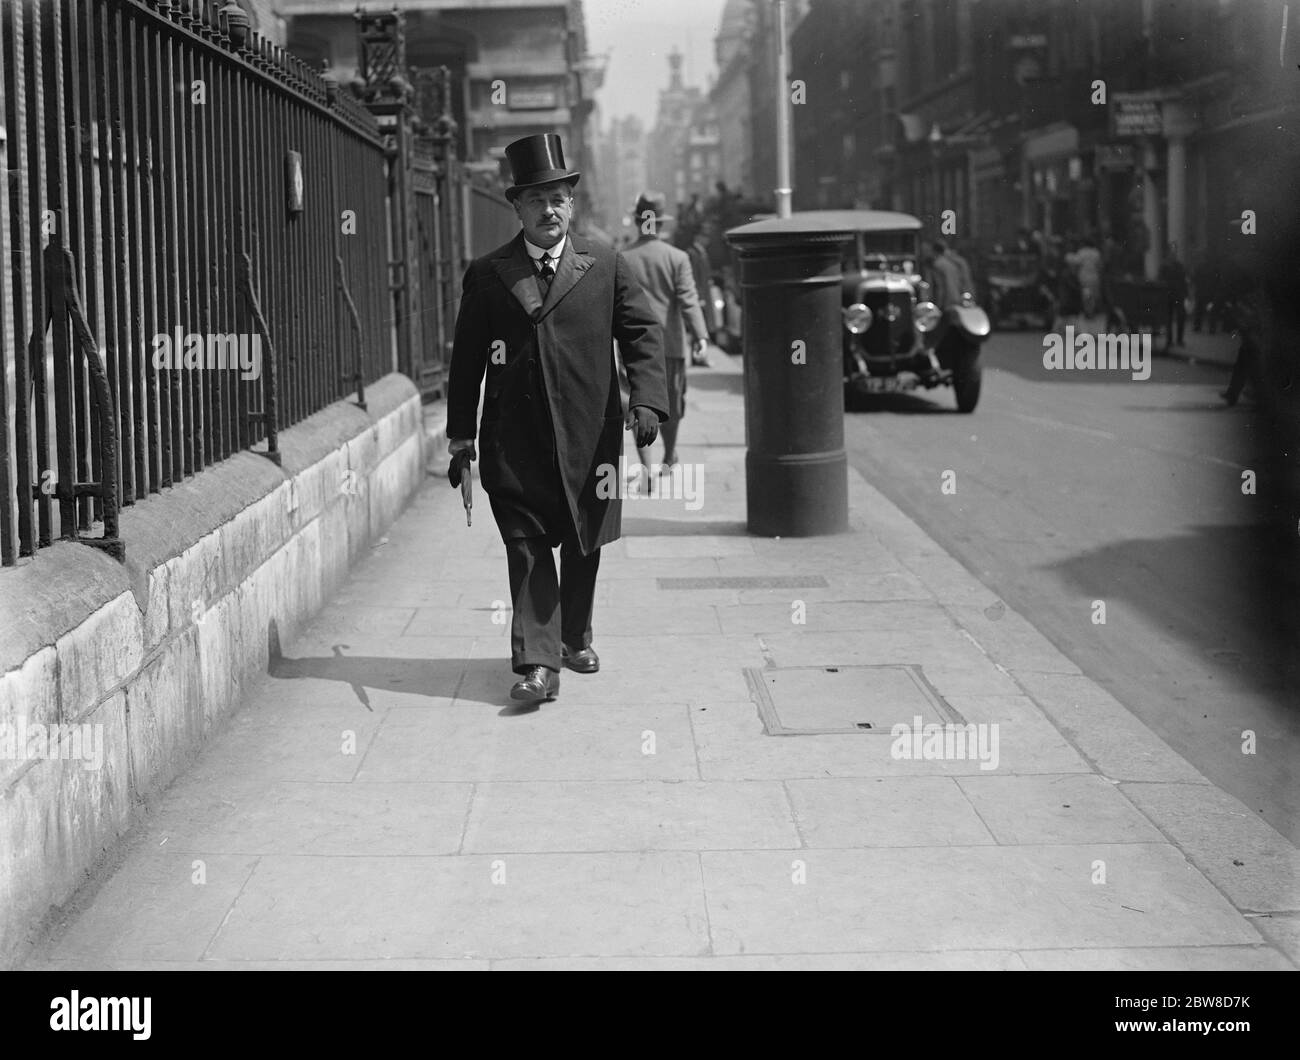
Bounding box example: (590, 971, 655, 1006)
(0, 0, 394, 566)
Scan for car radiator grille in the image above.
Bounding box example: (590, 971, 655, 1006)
(859, 292, 914, 358)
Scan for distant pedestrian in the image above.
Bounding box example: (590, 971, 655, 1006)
(923, 239, 964, 309)
(945, 242, 976, 302)
(620, 191, 710, 485)
(1068, 234, 1103, 318)
(1158, 245, 1188, 348)
(1219, 252, 1264, 406)
(686, 228, 717, 364)
(1192, 253, 1220, 334)
(1056, 239, 1084, 322)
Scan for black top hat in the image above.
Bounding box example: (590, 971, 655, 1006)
(504, 134, 581, 201)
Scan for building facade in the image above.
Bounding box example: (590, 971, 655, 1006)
(711, 0, 755, 195)
(647, 51, 720, 213)
(594, 113, 649, 239)
(901, 0, 1299, 276)
(790, 0, 886, 209)
(282, 0, 600, 212)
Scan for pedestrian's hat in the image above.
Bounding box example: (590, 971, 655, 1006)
(503, 134, 581, 201)
(633, 190, 673, 225)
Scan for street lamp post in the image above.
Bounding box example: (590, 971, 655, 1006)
(773, 0, 792, 218)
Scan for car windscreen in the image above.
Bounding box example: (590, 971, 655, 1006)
(859, 231, 919, 256)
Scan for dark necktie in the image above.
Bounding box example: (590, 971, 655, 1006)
(536, 256, 555, 295)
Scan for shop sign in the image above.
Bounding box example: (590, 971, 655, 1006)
(1112, 91, 1163, 137)
(508, 86, 560, 110)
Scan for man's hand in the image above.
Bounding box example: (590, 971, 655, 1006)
(625, 405, 659, 448)
(691, 338, 710, 367)
(447, 437, 476, 488)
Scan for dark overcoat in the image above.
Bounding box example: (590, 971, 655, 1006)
(446, 231, 669, 555)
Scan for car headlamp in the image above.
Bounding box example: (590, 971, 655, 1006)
(842, 303, 873, 335)
(913, 300, 941, 332)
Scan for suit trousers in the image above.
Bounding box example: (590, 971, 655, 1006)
(504, 531, 601, 674)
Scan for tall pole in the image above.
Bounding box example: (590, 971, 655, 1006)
(774, 0, 792, 217)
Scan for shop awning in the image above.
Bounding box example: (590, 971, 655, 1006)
(1024, 124, 1079, 162)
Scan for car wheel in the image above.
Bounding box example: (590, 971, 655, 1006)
(953, 348, 982, 412)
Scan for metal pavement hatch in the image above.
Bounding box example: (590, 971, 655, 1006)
(745, 665, 965, 735)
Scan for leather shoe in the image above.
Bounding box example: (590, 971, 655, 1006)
(510, 665, 560, 702)
(561, 644, 599, 673)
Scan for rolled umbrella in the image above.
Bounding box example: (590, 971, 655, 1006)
(448, 448, 473, 526)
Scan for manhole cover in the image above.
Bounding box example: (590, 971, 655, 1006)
(657, 575, 829, 590)
(745, 665, 963, 735)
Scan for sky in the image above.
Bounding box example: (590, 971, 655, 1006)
(584, 0, 733, 129)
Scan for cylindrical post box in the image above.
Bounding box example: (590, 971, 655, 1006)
(725, 215, 852, 536)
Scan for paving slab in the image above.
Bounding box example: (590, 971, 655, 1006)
(1014, 672, 1209, 783)
(136, 779, 473, 856)
(462, 781, 798, 852)
(956, 774, 1165, 845)
(205, 853, 710, 960)
(183, 703, 385, 784)
(759, 628, 1004, 673)
(701, 845, 1260, 955)
(356, 703, 700, 782)
(785, 778, 996, 847)
(1118, 782, 1300, 912)
(40, 854, 258, 963)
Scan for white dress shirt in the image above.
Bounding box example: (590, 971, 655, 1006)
(524, 235, 565, 271)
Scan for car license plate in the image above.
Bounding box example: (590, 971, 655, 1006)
(864, 375, 914, 393)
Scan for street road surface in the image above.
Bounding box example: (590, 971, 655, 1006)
(843, 328, 1299, 843)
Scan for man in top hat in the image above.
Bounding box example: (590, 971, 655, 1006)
(619, 191, 710, 488)
(445, 133, 669, 703)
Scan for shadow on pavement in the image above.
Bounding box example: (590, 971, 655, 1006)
(266, 622, 517, 710)
(1044, 522, 1294, 705)
(268, 650, 514, 707)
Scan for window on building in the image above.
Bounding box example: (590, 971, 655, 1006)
(843, 132, 854, 161)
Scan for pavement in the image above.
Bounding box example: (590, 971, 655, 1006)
(22, 351, 1298, 970)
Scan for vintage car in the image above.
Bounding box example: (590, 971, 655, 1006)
(838, 211, 989, 413)
(983, 250, 1056, 331)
